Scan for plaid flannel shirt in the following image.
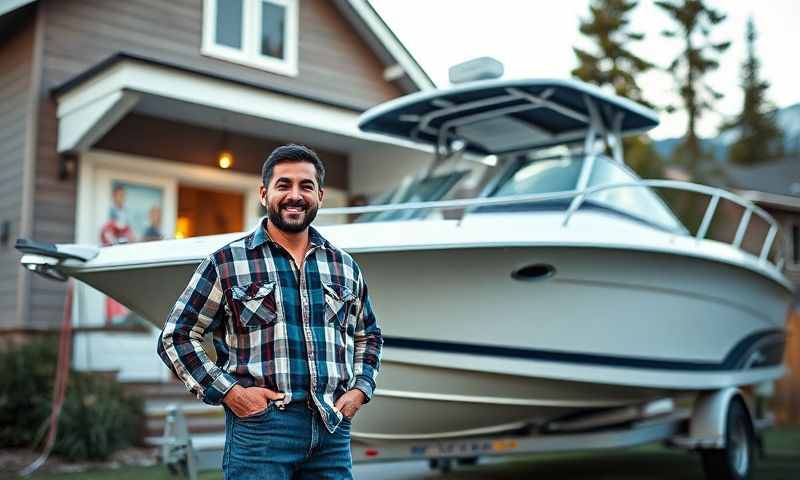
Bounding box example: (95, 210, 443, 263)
(157, 217, 383, 432)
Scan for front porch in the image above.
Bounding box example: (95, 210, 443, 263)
(52, 53, 432, 381)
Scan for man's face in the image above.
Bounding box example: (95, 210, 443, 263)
(260, 161, 324, 233)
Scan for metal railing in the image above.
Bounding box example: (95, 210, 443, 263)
(317, 179, 786, 271)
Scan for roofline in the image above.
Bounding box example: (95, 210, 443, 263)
(0, 0, 35, 17)
(341, 0, 435, 91)
(5, 0, 434, 93)
(738, 190, 800, 212)
(51, 52, 366, 113)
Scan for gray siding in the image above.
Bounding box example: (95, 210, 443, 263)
(0, 13, 35, 328)
(26, 0, 406, 327)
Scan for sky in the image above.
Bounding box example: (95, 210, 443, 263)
(370, 0, 800, 140)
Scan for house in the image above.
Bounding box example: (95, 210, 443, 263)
(0, 0, 437, 387)
(723, 157, 800, 424)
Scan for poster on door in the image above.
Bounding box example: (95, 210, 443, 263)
(99, 180, 165, 327)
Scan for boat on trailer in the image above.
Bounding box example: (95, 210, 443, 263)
(18, 78, 793, 479)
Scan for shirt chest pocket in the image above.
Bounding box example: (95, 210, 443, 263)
(230, 281, 277, 328)
(322, 282, 356, 330)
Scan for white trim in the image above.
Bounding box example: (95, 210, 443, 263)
(739, 190, 800, 212)
(343, 0, 434, 90)
(54, 59, 430, 153)
(0, 0, 35, 17)
(57, 90, 139, 153)
(79, 150, 263, 240)
(201, 0, 298, 77)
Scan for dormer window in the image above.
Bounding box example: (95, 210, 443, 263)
(202, 0, 298, 76)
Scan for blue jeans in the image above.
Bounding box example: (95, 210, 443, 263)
(223, 399, 353, 479)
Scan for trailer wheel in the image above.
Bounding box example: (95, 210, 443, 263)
(700, 397, 754, 480)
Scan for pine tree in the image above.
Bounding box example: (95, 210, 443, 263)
(572, 0, 663, 179)
(656, 0, 730, 179)
(724, 17, 783, 165)
(572, 0, 653, 106)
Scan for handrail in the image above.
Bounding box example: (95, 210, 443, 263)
(316, 179, 785, 270)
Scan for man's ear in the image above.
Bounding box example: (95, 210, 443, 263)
(318, 187, 325, 205)
(259, 184, 267, 207)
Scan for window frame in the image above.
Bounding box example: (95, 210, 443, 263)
(202, 0, 299, 77)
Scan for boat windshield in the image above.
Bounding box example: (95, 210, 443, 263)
(482, 155, 684, 231)
(356, 170, 469, 222)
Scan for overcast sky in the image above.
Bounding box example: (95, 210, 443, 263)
(370, 0, 800, 140)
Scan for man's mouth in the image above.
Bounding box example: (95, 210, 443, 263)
(282, 205, 306, 214)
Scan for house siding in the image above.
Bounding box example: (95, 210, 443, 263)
(0, 12, 36, 328)
(25, 0, 405, 327)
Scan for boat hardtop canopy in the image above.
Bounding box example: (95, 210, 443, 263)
(358, 78, 659, 156)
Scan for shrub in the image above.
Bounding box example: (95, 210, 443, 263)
(0, 338, 58, 447)
(54, 373, 143, 461)
(0, 338, 143, 460)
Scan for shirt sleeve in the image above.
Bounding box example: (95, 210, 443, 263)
(157, 255, 238, 405)
(351, 269, 383, 403)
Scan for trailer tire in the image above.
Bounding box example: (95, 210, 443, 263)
(700, 397, 754, 480)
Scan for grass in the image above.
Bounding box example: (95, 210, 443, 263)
(17, 427, 800, 480)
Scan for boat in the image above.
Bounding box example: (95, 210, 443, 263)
(17, 78, 793, 444)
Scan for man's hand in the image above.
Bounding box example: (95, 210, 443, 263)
(223, 384, 285, 418)
(334, 389, 366, 419)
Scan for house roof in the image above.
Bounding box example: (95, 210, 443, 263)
(1, 0, 434, 93)
(725, 156, 800, 196)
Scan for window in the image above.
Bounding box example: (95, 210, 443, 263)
(202, 0, 298, 76)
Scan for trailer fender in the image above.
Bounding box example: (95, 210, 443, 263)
(688, 388, 751, 449)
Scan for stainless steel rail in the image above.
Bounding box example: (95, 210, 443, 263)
(316, 179, 786, 270)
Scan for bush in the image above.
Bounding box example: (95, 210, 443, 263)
(0, 339, 58, 447)
(0, 338, 143, 460)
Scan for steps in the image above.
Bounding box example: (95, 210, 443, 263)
(123, 380, 225, 446)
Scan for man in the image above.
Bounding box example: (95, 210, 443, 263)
(158, 144, 383, 479)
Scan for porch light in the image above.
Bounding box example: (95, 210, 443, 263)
(175, 216, 191, 239)
(218, 150, 234, 169)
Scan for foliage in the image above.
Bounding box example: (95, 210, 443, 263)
(656, 0, 730, 178)
(0, 338, 143, 461)
(571, 0, 665, 179)
(572, 0, 654, 107)
(624, 136, 665, 179)
(723, 17, 784, 165)
(53, 373, 143, 461)
(0, 339, 58, 447)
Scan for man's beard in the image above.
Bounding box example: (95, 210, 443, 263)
(267, 201, 318, 233)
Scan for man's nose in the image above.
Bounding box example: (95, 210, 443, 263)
(287, 186, 303, 200)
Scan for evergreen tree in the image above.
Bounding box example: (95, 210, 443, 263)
(572, 0, 653, 106)
(572, 0, 663, 179)
(724, 17, 783, 165)
(656, 0, 730, 179)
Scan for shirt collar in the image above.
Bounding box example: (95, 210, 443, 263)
(246, 215, 327, 251)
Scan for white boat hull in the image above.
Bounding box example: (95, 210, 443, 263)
(42, 215, 791, 440)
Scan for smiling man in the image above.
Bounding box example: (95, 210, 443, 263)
(157, 144, 383, 479)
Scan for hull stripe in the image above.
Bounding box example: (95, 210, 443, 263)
(383, 330, 785, 371)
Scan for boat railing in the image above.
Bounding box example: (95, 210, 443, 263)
(317, 179, 786, 271)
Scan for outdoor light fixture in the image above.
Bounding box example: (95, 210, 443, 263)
(58, 154, 77, 180)
(217, 130, 234, 169)
(218, 150, 234, 169)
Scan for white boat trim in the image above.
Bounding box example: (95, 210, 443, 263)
(372, 388, 632, 408)
(352, 420, 531, 441)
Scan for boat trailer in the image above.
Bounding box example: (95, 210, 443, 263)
(159, 387, 769, 479)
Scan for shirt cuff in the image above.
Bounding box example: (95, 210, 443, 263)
(202, 371, 239, 406)
(353, 376, 375, 403)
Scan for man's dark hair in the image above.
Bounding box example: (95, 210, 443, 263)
(262, 144, 325, 189)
